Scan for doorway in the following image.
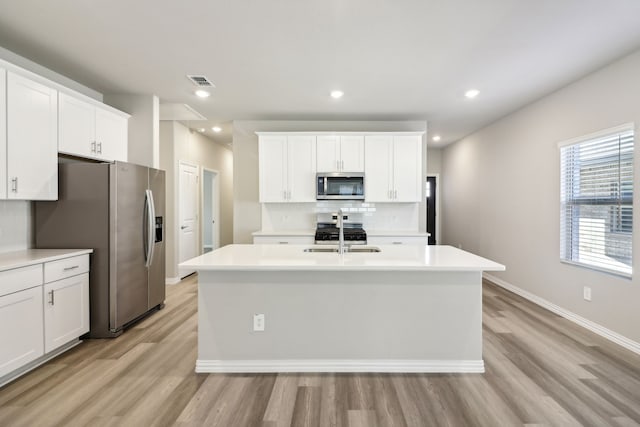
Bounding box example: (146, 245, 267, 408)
(426, 175, 440, 245)
(201, 168, 220, 254)
(178, 161, 199, 277)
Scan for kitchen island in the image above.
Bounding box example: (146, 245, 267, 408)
(180, 244, 505, 373)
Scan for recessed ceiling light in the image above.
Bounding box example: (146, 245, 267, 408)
(198, 128, 205, 132)
(212, 126, 222, 133)
(195, 90, 210, 98)
(330, 90, 344, 99)
(432, 135, 441, 142)
(465, 89, 480, 99)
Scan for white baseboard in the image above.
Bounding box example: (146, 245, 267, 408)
(0, 339, 82, 388)
(165, 276, 181, 285)
(196, 359, 485, 374)
(484, 273, 640, 356)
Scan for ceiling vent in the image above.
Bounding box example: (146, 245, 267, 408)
(187, 75, 215, 88)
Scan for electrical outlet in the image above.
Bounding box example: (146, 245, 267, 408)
(583, 286, 592, 301)
(253, 313, 265, 331)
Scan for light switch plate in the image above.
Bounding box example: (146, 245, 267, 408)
(253, 313, 265, 331)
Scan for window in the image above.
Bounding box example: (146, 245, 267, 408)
(560, 124, 634, 276)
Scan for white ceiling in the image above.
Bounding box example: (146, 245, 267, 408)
(1, 0, 640, 146)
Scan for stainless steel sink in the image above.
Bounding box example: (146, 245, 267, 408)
(303, 246, 381, 253)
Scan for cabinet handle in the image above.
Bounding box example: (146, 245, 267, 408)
(287, 190, 291, 199)
(10, 177, 18, 193)
(394, 189, 398, 199)
(392, 241, 402, 245)
(91, 141, 96, 153)
(49, 290, 55, 306)
(336, 160, 340, 171)
(97, 142, 103, 154)
(283, 190, 287, 200)
(341, 160, 344, 170)
(63, 265, 79, 271)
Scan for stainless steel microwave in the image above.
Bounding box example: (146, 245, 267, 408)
(316, 172, 365, 200)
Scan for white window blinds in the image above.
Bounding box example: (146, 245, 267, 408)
(560, 125, 634, 276)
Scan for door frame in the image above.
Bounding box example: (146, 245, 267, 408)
(200, 167, 220, 253)
(426, 173, 441, 245)
(178, 160, 199, 277)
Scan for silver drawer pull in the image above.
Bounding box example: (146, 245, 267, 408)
(63, 265, 80, 271)
(278, 241, 289, 244)
(392, 242, 402, 245)
(49, 290, 55, 306)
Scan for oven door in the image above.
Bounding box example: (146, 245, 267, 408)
(316, 173, 365, 200)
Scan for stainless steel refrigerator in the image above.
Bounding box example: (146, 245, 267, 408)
(35, 161, 165, 338)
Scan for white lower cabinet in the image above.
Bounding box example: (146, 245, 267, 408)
(0, 286, 44, 378)
(0, 251, 90, 385)
(44, 273, 89, 353)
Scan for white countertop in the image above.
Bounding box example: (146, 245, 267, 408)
(251, 230, 430, 237)
(0, 249, 93, 272)
(180, 244, 505, 272)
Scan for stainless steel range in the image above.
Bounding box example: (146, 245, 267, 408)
(314, 212, 367, 245)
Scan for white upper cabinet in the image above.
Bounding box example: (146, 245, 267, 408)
(316, 135, 364, 172)
(59, 93, 128, 162)
(0, 68, 6, 199)
(365, 134, 422, 202)
(6, 71, 58, 200)
(95, 107, 127, 161)
(259, 134, 316, 202)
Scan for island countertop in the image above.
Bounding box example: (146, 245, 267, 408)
(180, 244, 505, 272)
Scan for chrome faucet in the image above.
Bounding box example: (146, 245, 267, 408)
(338, 209, 346, 254)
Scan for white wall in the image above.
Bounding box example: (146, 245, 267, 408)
(441, 48, 640, 344)
(232, 120, 428, 243)
(104, 94, 160, 168)
(160, 121, 233, 281)
(427, 147, 442, 175)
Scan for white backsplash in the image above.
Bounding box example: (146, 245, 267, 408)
(261, 202, 419, 231)
(0, 201, 33, 253)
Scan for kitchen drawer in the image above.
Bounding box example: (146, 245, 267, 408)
(44, 254, 89, 283)
(253, 236, 314, 245)
(367, 236, 429, 246)
(0, 264, 43, 297)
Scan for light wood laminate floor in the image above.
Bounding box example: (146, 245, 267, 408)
(1, 275, 639, 427)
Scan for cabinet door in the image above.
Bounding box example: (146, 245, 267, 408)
(339, 135, 364, 172)
(287, 135, 316, 202)
(259, 135, 288, 202)
(393, 135, 422, 202)
(316, 135, 340, 172)
(44, 273, 89, 353)
(364, 135, 393, 202)
(0, 287, 44, 378)
(58, 93, 95, 159)
(0, 68, 6, 199)
(95, 108, 128, 162)
(6, 72, 58, 200)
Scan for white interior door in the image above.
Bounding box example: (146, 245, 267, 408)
(179, 162, 199, 277)
(202, 169, 220, 254)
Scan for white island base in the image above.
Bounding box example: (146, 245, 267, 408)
(182, 245, 505, 374)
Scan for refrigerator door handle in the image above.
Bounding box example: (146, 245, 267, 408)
(144, 189, 156, 267)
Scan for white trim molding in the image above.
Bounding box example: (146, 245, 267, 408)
(484, 273, 640, 356)
(165, 276, 181, 285)
(196, 359, 484, 374)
